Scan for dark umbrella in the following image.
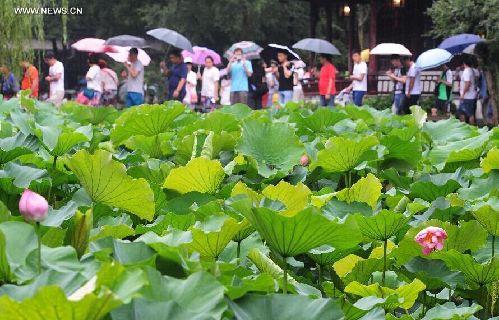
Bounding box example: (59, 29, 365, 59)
(292, 38, 341, 55)
(261, 44, 300, 63)
(438, 34, 484, 54)
(105, 35, 147, 48)
(146, 28, 193, 52)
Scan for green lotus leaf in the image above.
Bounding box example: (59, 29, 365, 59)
(0, 132, 38, 164)
(381, 126, 421, 166)
(91, 238, 156, 267)
(345, 279, 425, 310)
(311, 135, 378, 173)
(179, 111, 240, 136)
(220, 103, 253, 119)
(292, 107, 349, 134)
(231, 181, 262, 204)
(36, 125, 90, 157)
(61, 102, 119, 125)
(124, 132, 174, 159)
(422, 302, 482, 320)
(403, 257, 464, 290)
(0, 263, 147, 320)
(237, 119, 305, 178)
(471, 197, 499, 236)
(0, 222, 37, 282)
(111, 103, 185, 145)
(429, 132, 490, 170)
(355, 209, 411, 241)
(188, 215, 245, 258)
(137, 269, 227, 320)
(435, 250, 499, 285)
(229, 293, 344, 320)
(0, 162, 48, 189)
(336, 173, 382, 209)
(344, 258, 385, 284)
(66, 149, 155, 221)
(262, 181, 311, 216)
(394, 220, 488, 265)
(459, 171, 499, 201)
(409, 170, 466, 202)
(244, 206, 362, 257)
(481, 147, 499, 173)
(423, 118, 477, 143)
(163, 157, 225, 194)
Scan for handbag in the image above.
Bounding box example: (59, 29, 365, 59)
(83, 88, 95, 99)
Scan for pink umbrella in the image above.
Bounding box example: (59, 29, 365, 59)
(71, 38, 116, 53)
(181, 46, 221, 65)
(106, 46, 151, 66)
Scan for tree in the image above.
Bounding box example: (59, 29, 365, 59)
(0, 0, 44, 78)
(427, 0, 499, 124)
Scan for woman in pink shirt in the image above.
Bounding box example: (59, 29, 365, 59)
(318, 54, 337, 107)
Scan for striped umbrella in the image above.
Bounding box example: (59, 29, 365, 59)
(224, 41, 263, 60)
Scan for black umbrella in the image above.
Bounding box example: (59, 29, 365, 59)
(260, 44, 300, 63)
(105, 35, 147, 48)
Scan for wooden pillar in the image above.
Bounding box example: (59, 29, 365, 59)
(368, 0, 377, 75)
(348, 1, 356, 73)
(325, 2, 333, 43)
(309, 0, 319, 67)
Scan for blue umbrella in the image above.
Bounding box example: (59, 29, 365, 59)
(438, 34, 484, 54)
(415, 48, 453, 70)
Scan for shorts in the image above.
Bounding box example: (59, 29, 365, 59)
(458, 99, 476, 118)
(126, 92, 144, 107)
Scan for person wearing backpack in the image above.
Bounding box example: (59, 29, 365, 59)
(0, 65, 19, 100)
(435, 64, 453, 115)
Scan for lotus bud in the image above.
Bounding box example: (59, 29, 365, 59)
(18, 189, 49, 222)
(67, 209, 93, 258)
(300, 154, 309, 166)
(414, 226, 448, 255)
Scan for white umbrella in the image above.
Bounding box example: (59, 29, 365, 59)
(106, 46, 151, 66)
(415, 48, 453, 70)
(370, 43, 412, 56)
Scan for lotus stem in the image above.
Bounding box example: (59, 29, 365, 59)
(36, 222, 42, 275)
(317, 263, 322, 288)
(283, 260, 288, 294)
(53, 156, 57, 169)
(382, 239, 388, 286)
(493, 236, 496, 259)
(236, 241, 241, 260)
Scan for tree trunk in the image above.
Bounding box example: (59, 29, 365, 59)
(485, 70, 498, 125)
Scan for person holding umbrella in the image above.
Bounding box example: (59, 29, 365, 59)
(318, 54, 337, 107)
(386, 55, 406, 114)
(400, 56, 421, 114)
(124, 47, 144, 107)
(276, 50, 294, 105)
(160, 49, 188, 102)
(227, 48, 253, 105)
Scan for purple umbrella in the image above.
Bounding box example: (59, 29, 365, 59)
(182, 46, 221, 65)
(438, 34, 484, 54)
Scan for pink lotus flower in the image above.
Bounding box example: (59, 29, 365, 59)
(19, 189, 49, 222)
(300, 155, 309, 166)
(414, 226, 448, 255)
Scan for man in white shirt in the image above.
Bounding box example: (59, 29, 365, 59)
(400, 56, 421, 114)
(44, 51, 64, 107)
(458, 55, 478, 124)
(345, 51, 368, 106)
(199, 56, 220, 112)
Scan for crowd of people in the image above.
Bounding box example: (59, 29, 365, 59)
(0, 46, 492, 125)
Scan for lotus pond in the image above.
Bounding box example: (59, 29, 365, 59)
(0, 92, 498, 319)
